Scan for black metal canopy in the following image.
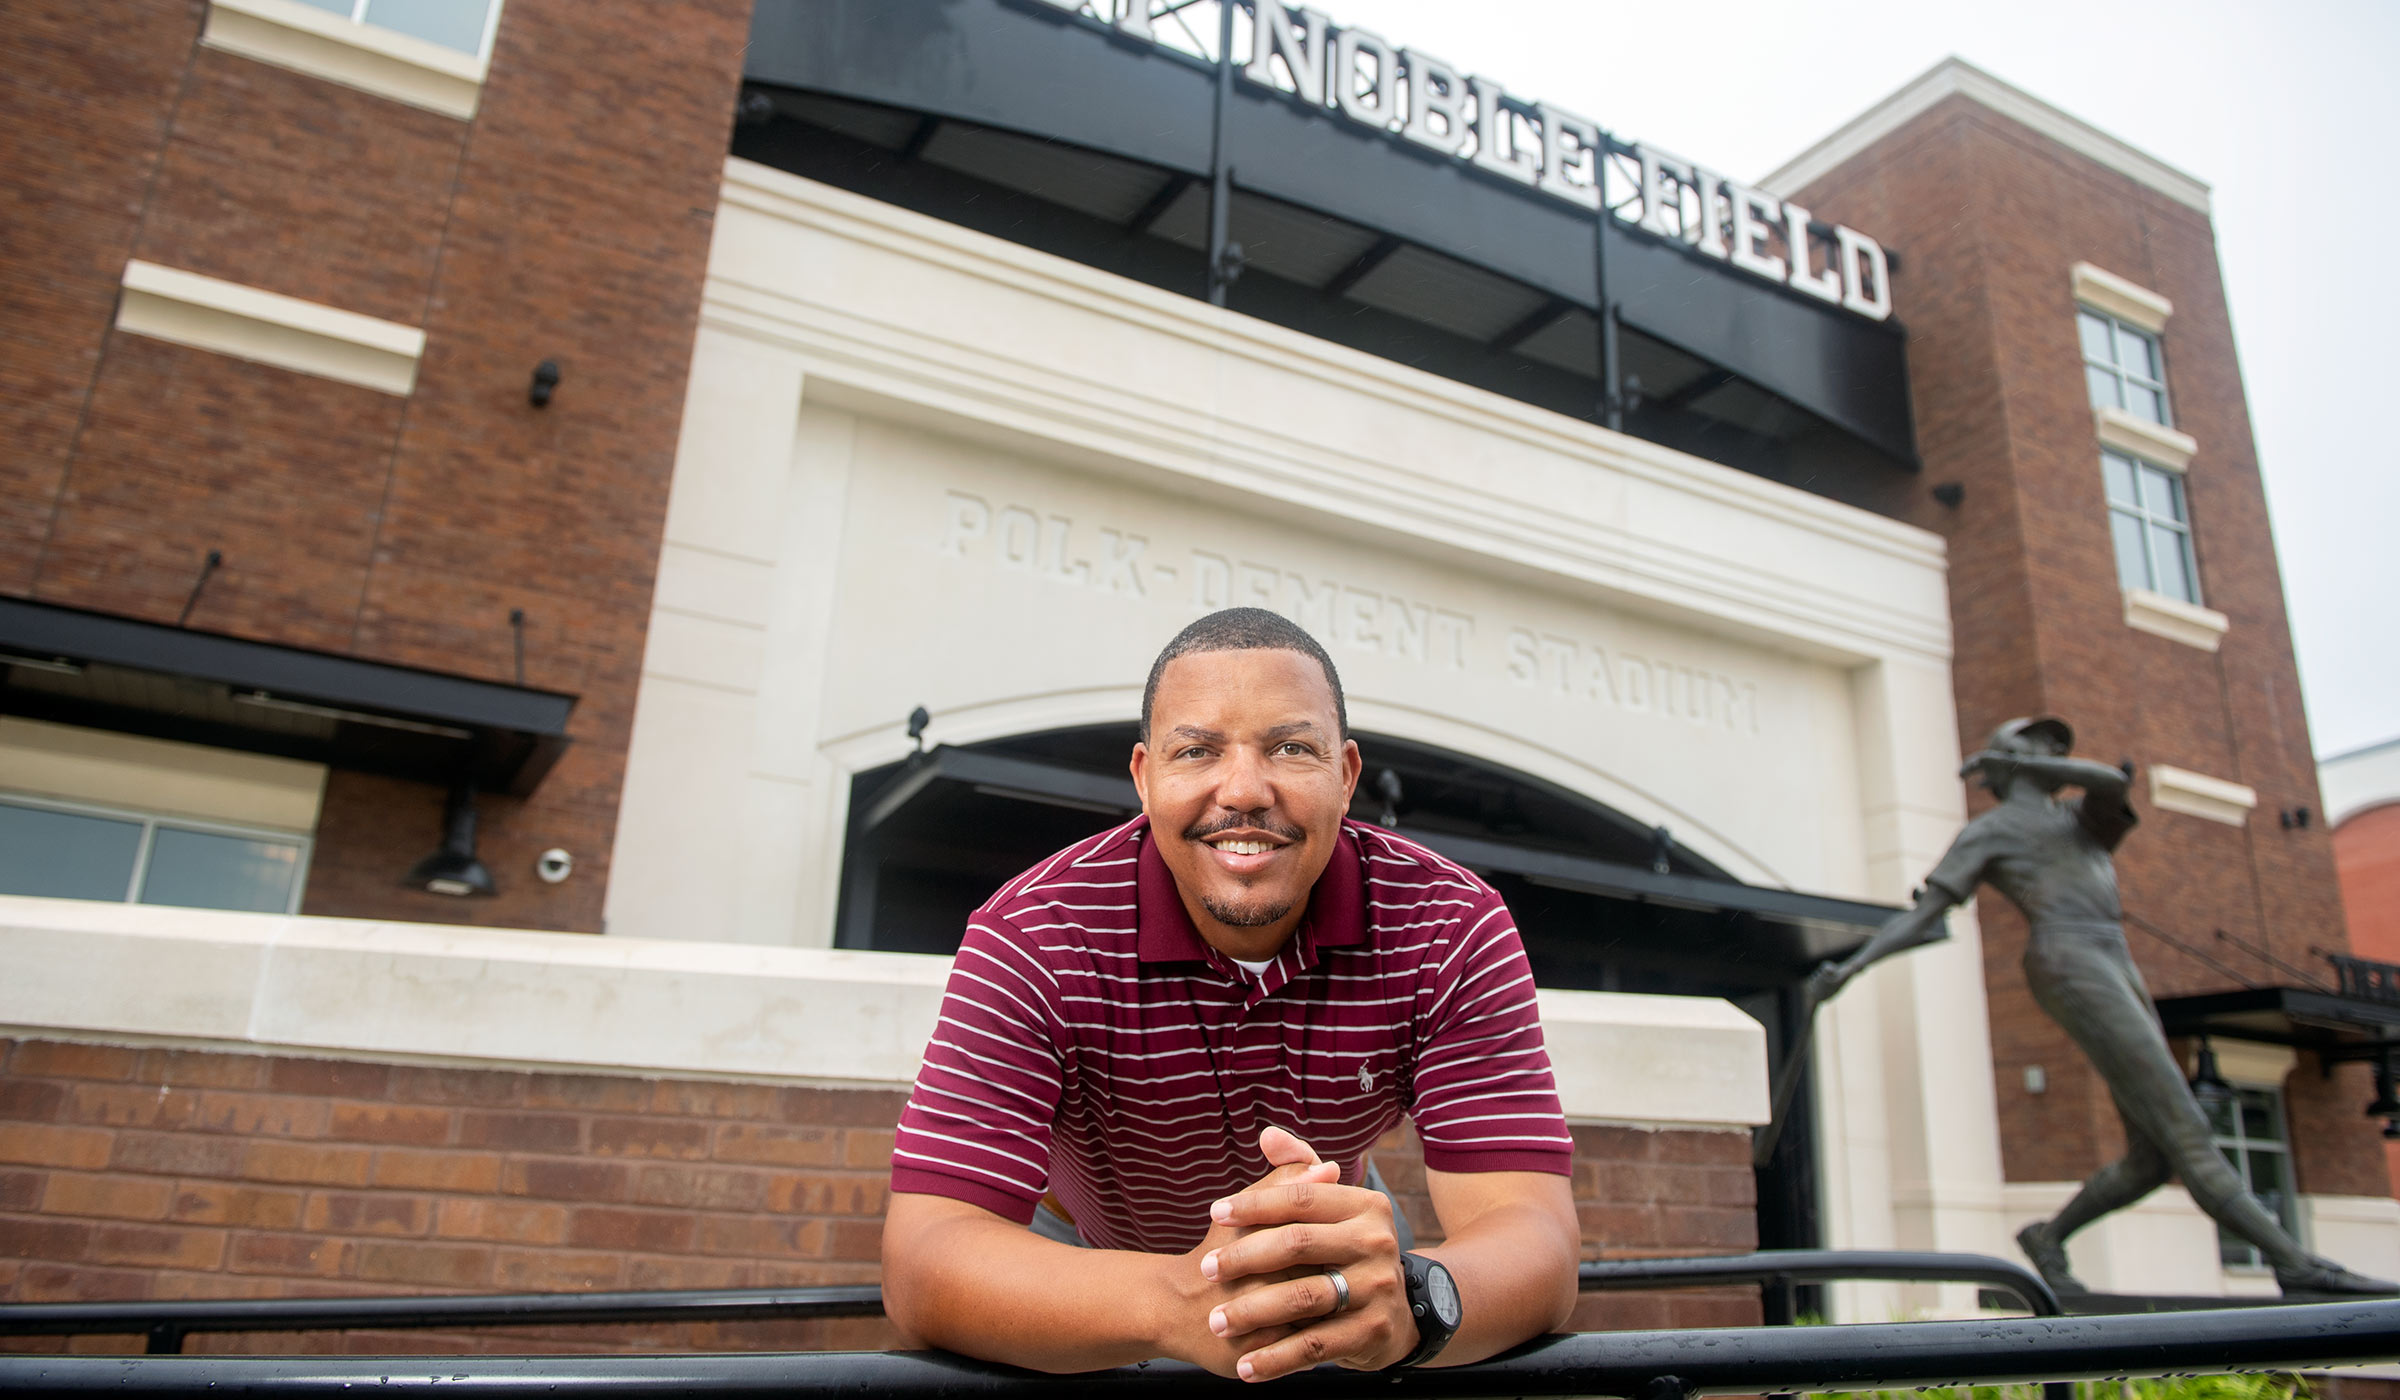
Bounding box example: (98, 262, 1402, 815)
(2155, 983, 2400, 1065)
(842, 737, 1895, 988)
(737, 0, 1919, 491)
(0, 598, 575, 797)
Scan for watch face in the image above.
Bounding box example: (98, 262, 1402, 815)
(1426, 1261, 1461, 1327)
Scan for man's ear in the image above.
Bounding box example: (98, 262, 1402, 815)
(1340, 738, 1363, 801)
(1129, 741, 1151, 809)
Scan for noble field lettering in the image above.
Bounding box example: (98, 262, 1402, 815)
(1018, 0, 1893, 320)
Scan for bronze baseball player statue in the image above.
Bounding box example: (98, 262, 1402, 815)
(1808, 716, 2392, 1296)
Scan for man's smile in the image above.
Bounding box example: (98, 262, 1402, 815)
(1197, 827, 1294, 875)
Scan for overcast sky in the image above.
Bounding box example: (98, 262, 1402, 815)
(1321, 0, 2398, 759)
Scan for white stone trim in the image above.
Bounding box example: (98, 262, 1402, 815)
(2150, 764, 2258, 826)
(2189, 1038, 2296, 1089)
(0, 897, 1769, 1127)
(202, 0, 486, 120)
(0, 717, 325, 833)
(711, 159, 1954, 667)
(2321, 736, 2400, 828)
(1758, 58, 2210, 214)
(2122, 589, 2229, 652)
(2096, 407, 2197, 470)
(2073, 262, 2173, 333)
(116, 259, 425, 395)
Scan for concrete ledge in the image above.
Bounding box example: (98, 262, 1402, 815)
(0, 897, 1769, 1128)
(2123, 588, 2228, 652)
(2097, 407, 2197, 471)
(117, 260, 426, 395)
(2150, 763, 2257, 826)
(2073, 262, 2174, 333)
(203, 0, 485, 120)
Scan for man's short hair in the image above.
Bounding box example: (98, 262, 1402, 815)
(1139, 608, 1348, 744)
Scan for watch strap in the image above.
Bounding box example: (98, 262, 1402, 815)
(1395, 1252, 1457, 1369)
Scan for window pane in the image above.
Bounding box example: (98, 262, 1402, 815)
(2078, 312, 2115, 363)
(0, 802, 143, 901)
(287, 0, 354, 14)
(138, 827, 302, 913)
(2116, 325, 2160, 380)
(2150, 526, 2196, 602)
(2085, 364, 2122, 411)
(362, 0, 491, 53)
(2139, 465, 2185, 521)
(2240, 1094, 2281, 1143)
(2126, 382, 2167, 424)
(2109, 510, 2152, 592)
(2102, 452, 2139, 504)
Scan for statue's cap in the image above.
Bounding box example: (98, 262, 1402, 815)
(1986, 715, 2074, 754)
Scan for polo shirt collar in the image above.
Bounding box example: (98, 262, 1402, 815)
(1135, 818, 1368, 967)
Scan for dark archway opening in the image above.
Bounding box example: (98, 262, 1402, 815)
(835, 722, 1890, 1281)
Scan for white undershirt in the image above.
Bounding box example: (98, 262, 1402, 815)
(1229, 956, 1273, 976)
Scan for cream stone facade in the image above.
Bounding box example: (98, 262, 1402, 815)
(602, 158, 2016, 1320)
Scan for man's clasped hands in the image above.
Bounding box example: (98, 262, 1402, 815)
(1171, 1125, 1420, 1381)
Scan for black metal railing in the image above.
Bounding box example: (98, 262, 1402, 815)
(3, 1298, 2397, 1397)
(2329, 951, 2400, 1004)
(0, 1250, 2055, 1354)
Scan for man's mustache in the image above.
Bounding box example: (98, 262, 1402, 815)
(1183, 812, 1306, 843)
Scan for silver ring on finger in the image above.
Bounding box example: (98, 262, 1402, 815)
(1322, 1266, 1350, 1314)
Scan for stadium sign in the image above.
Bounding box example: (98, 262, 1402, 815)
(1031, 0, 1894, 321)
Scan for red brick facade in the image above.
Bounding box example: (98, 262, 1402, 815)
(2336, 803, 2400, 963)
(0, 1038, 1756, 1349)
(1788, 97, 2383, 1198)
(0, 0, 750, 933)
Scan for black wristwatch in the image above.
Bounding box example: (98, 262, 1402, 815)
(1394, 1251, 1461, 1368)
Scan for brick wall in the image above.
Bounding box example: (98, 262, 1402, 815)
(0, 0, 752, 932)
(0, 1038, 1758, 1352)
(1788, 96, 2385, 1202)
(2335, 804, 2400, 962)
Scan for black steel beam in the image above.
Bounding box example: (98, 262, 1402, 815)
(7, 1300, 2399, 1397)
(1124, 172, 1193, 235)
(1580, 1250, 2060, 1317)
(0, 1285, 883, 1341)
(1490, 297, 1573, 355)
(1321, 234, 1401, 297)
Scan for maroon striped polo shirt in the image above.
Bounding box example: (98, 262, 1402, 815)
(889, 814, 1572, 1253)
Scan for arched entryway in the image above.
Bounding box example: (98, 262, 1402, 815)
(833, 723, 1892, 1285)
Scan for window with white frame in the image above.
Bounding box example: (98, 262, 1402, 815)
(2103, 450, 2201, 604)
(287, 0, 499, 57)
(0, 794, 309, 914)
(2209, 1086, 2296, 1270)
(2080, 307, 2171, 426)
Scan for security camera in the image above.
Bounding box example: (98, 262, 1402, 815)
(535, 848, 574, 884)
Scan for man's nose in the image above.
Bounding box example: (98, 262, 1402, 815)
(1215, 745, 1274, 813)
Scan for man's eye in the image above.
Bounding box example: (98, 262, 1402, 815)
(1277, 742, 1313, 756)
(1178, 746, 1211, 760)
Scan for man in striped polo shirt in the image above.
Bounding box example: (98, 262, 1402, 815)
(882, 608, 1579, 1381)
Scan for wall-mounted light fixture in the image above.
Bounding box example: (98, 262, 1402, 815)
(2187, 1037, 2233, 1111)
(529, 360, 562, 408)
(407, 785, 496, 897)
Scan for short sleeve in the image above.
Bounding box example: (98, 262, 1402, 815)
(1408, 896, 1573, 1177)
(888, 914, 1066, 1223)
(1922, 818, 1996, 904)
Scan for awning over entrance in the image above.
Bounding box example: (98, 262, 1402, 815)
(846, 739, 1897, 989)
(2155, 962, 2400, 1066)
(0, 598, 575, 797)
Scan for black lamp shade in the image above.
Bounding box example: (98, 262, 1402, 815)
(409, 786, 496, 897)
